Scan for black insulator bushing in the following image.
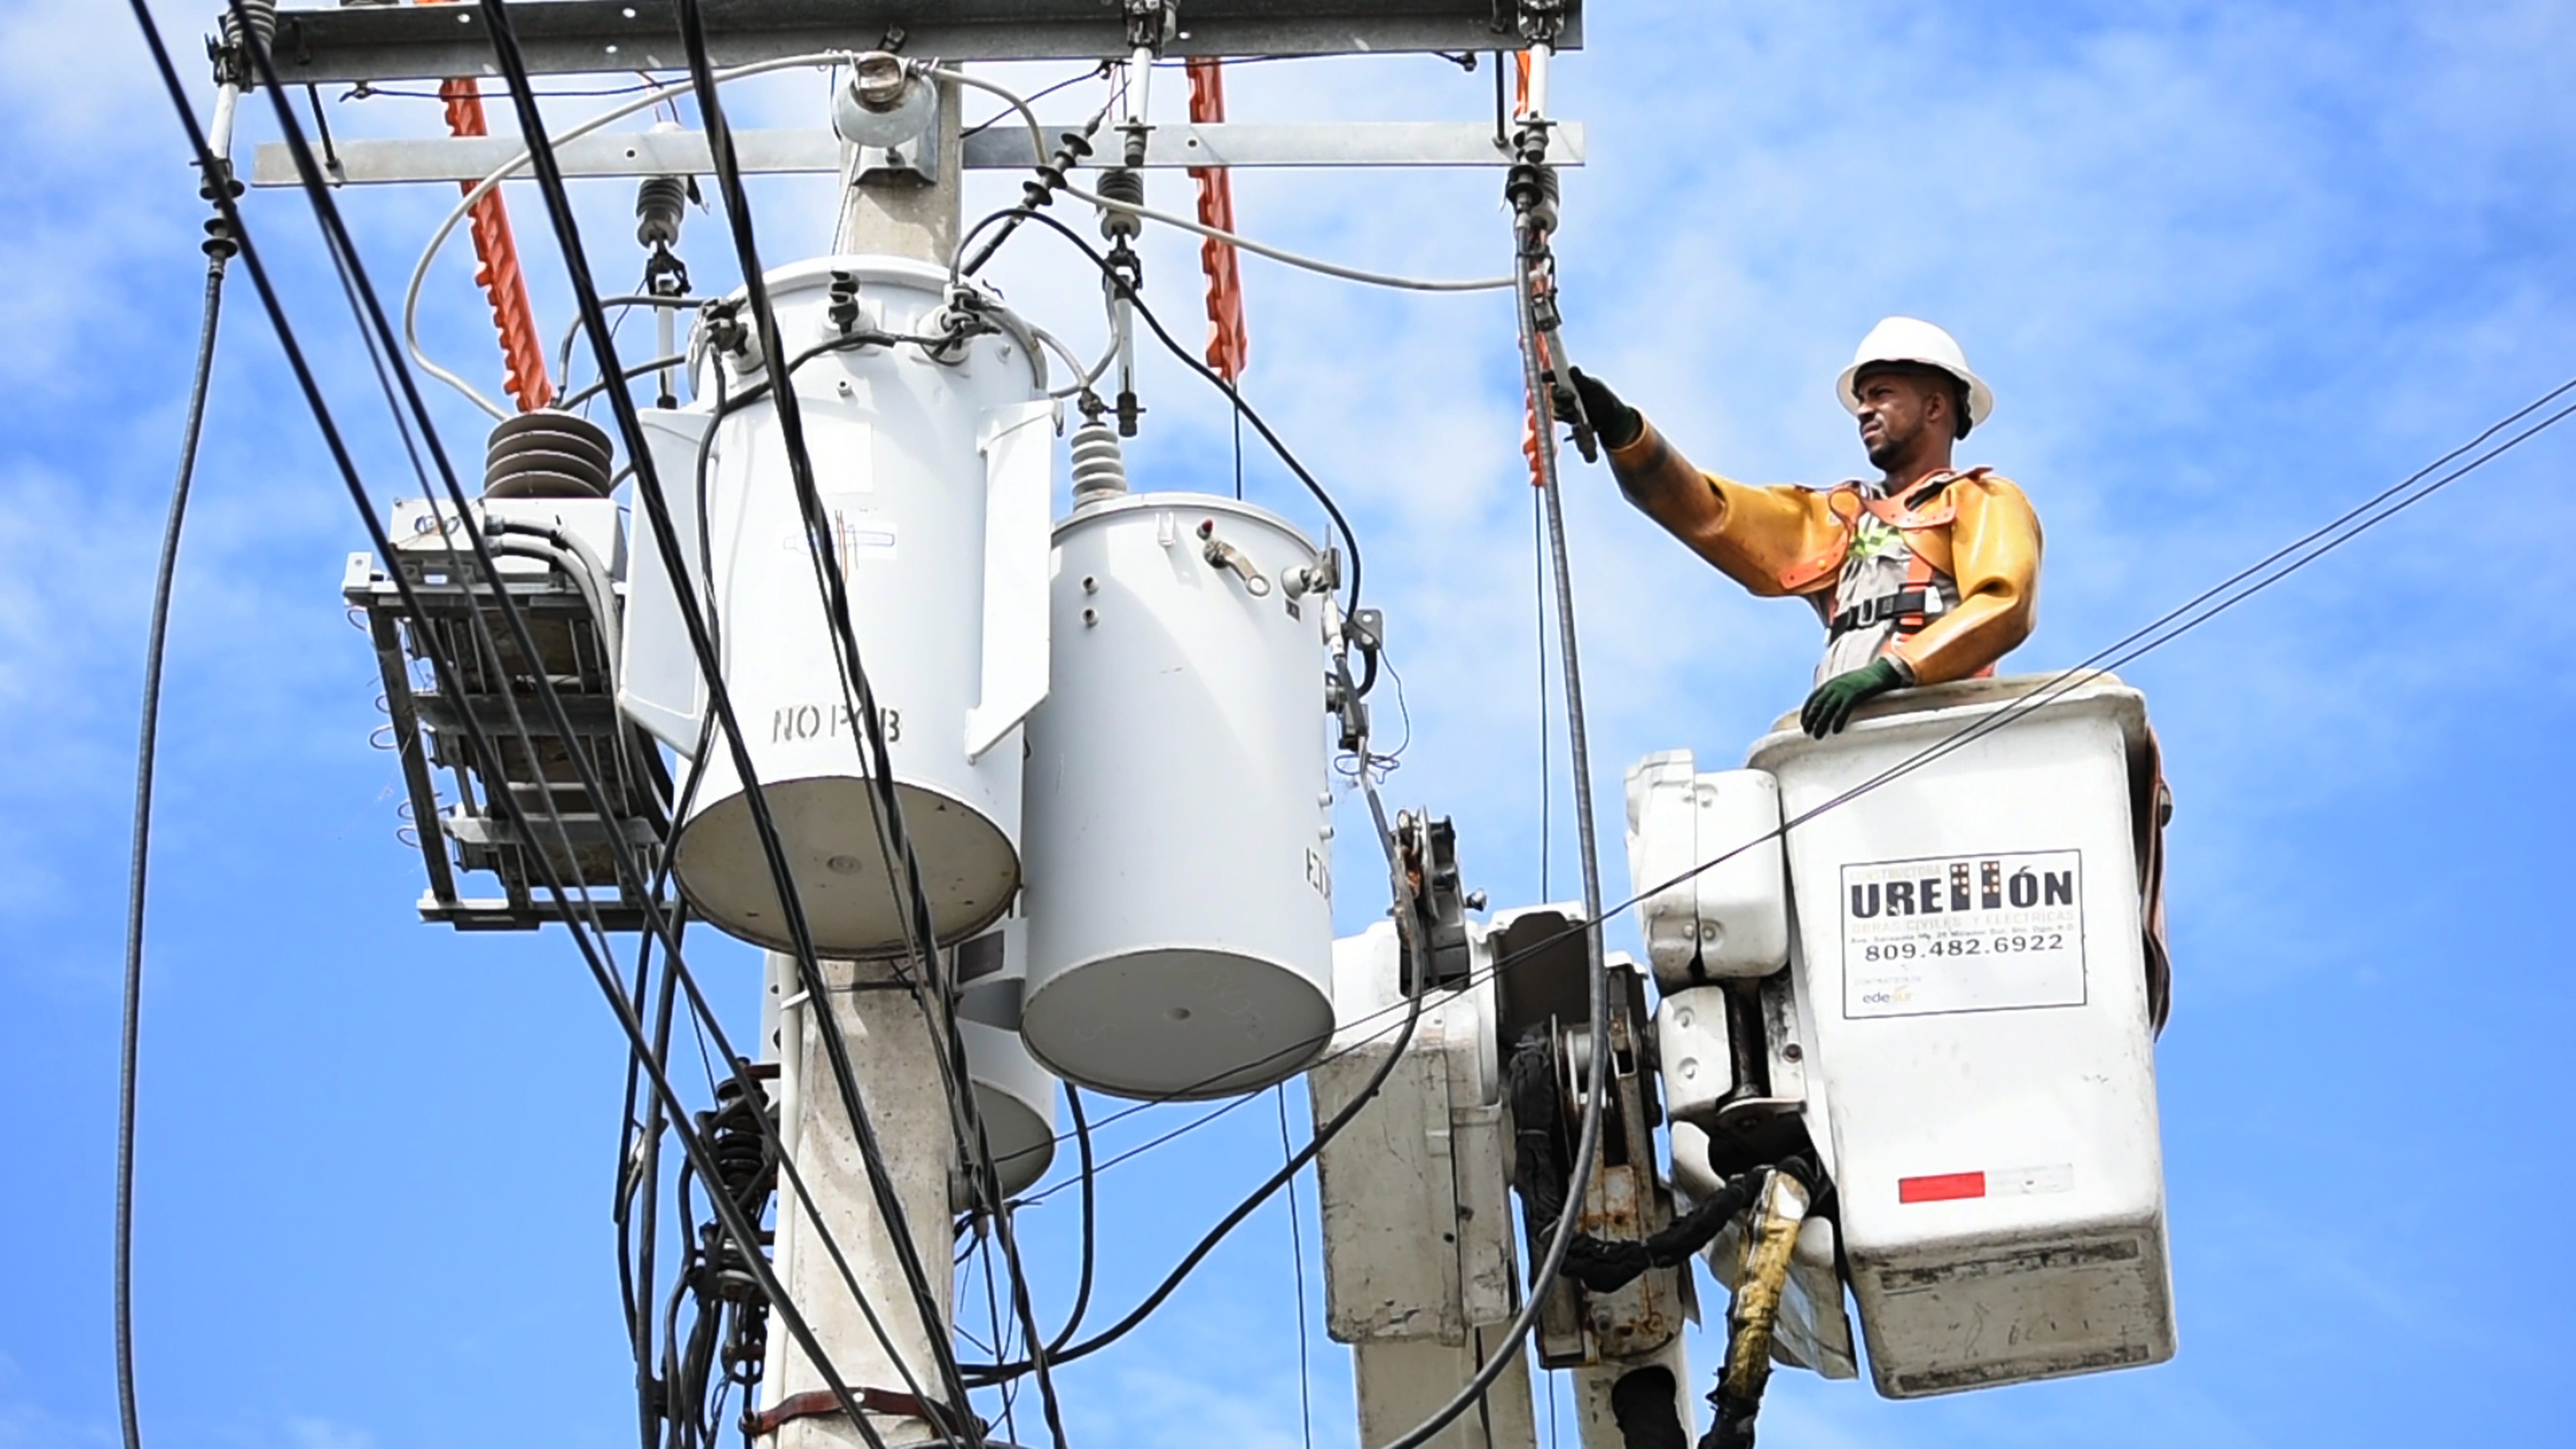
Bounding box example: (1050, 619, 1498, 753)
(635, 173, 690, 249)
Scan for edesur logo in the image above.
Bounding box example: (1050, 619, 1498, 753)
(1848, 858, 2073, 920)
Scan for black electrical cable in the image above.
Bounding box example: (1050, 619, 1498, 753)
(135, 23, 895, 1449)
(959, 982, 1427, 1383)
(469, 10, 986, 1440)
(1275, 1086, 1316, 1449)
(669, 0, 982, 1218)
(1341, 198, 1616, 1449)
(663, 13, 1074, 1443)
(1042, 1086, 1097, 1354)
(197, 11, 939, 1444)
(620, 712, 721, 1449)
(114, 219, 231, 1449)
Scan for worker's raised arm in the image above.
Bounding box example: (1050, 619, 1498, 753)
(1889, 473, 2043, 685)
(1605, 415, 1843, 600)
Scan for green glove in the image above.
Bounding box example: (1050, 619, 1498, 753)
(1800, 658, 1906, 738)
(1557, 366, 1643, 451)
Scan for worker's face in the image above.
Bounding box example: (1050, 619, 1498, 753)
(1854, 368, 1951, 469)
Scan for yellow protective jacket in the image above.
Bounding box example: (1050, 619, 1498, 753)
(1608, 415, 2044, 686)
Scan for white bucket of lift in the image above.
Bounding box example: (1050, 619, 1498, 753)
(1747, 674, 2174, 1398)
(637, 257, 1055, 957)
(955, 916, 1059, 1197)
(1018, 494, 1336, 1100)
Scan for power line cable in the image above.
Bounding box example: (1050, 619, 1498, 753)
(114, 204, 233, 1449)
(466, 5, 986, 1437)
(133, 16, 901, 1446)
(1276, 1085, 1316, 1449)
(959, 959, 1428, 1383)
(202, 11, 949, 1444)
(941, 66, 1513, 295)
(1042, 1086, 1098, 1354)
(658, 3, 1053, 1434)
(1344, 187, 1619, 1449)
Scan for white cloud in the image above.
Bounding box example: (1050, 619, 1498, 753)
(286, 1418, 376, 1449)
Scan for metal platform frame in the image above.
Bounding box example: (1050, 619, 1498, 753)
(345, 541, 669, 932)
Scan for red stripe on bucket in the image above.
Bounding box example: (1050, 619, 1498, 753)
(1898, 1171, 1987, 1204)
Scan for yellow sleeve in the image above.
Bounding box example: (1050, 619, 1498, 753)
(1606, 414, 1842, 599)
(1891, 475, 2043, 685)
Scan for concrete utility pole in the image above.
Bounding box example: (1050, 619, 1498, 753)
(763, 953, 963, 1449)
(831, 81, 965, 263)
(763, 89, 970, 1448)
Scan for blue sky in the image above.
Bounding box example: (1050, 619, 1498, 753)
(6, 1, 2575, 1446)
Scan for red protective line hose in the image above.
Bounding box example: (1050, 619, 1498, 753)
(421, 0, 553, 411)
(1186, 59, 1248, 383)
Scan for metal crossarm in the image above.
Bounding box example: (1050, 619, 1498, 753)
(258, 0, 1583, 85)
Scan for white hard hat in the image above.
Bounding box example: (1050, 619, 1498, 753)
(1836, 317, 1994, 433)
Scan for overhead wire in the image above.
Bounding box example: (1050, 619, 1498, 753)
(470, 8, 986, 1441)
(403, 50, 850, 419)
(937, 65, 1514, 294)
(212, 10, 957, 1446)
(130, 17, 901, 1449)
(658, 7, 1069, 1443)
(1342, 168, 1619, 1449)
(1276, 1085, 1316, 1449)
(114, 189, 233, 1449)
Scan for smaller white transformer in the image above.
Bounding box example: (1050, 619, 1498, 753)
(1017, 493, 1338, 1100)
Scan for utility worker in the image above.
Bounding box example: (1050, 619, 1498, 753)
(1565, 318, 2041, 738)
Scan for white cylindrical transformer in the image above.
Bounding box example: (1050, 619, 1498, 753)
(955, 917, 1058, 1197)
(1019, 494, 1337, 1100)
(667, 257, 1055, 956)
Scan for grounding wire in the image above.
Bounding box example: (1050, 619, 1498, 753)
(933, 65, 1514, 294)
(477, 5, 987, 1436)
(114, 221, 231, 1449)
(660, 5, 1063, 1439)
(134, 15, 904, 1448)
(232, 10, 955, 1442)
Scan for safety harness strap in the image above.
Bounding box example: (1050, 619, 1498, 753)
(1829, 587, 1936, 636)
